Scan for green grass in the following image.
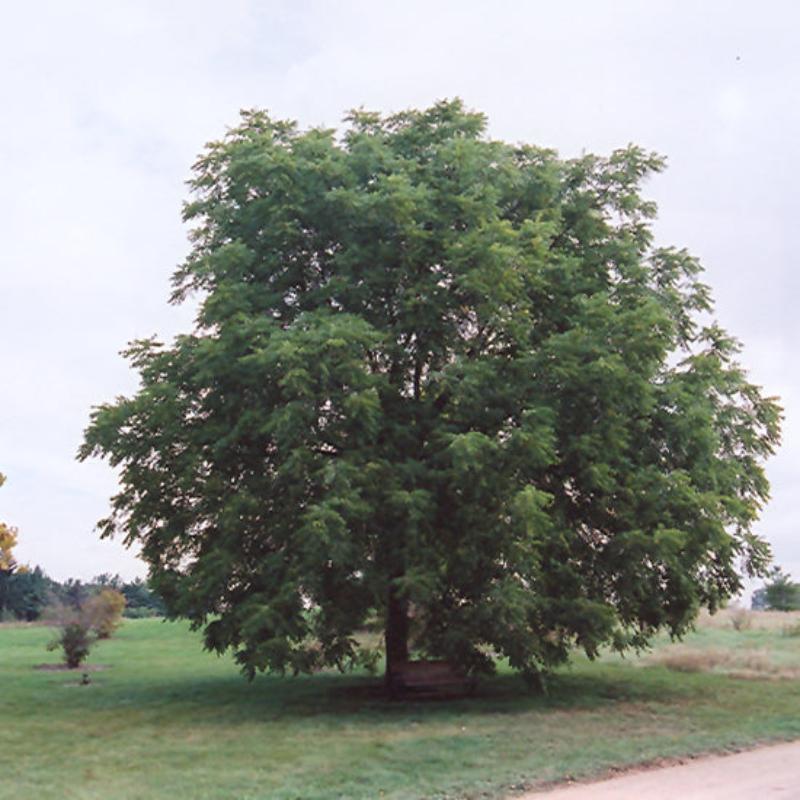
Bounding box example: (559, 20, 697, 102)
(3, 611, 800, 799)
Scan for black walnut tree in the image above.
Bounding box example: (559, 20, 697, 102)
(80, 100, 781, 686)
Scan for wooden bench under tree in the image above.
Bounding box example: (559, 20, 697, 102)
(389, 660, 474, 698)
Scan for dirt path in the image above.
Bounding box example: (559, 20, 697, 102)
(521, 741, 800, 799)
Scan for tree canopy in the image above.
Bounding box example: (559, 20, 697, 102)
(0, 471, 30, 618)
(759, 567, 800, 611)
(0, 472, 26, 577)
(0, 473, 21, 574)
(80, 100, 781, 685)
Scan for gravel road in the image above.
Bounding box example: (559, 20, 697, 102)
(521, 740, 800, 799)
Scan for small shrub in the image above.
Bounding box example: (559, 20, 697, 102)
(44, 603, 97, 668)
(47, 618, 94, 668)
(654, 647, 730, 673)
(84, 588, 126, 639)
(730, 607, 753, 631)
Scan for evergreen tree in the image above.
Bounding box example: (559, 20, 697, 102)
(4, 567, 53, 621)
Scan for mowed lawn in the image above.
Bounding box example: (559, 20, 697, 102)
(3, 613, 800, 800)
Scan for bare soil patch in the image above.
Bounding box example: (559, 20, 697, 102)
(33, 663, 110, 672)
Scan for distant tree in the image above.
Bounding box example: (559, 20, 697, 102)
(81, 100, 782, 687)
(761, 567, 800, 611)
(0, 472, 29, 619)
(120, 577, 165, 617)
(59, 578, 89, 611)
(0, 473, 22, 573)
(92, 573, 123, 590)
(751, 587, 768, 611)
(84, 588, 126, 638)
(4, 567, 54, 620)
(0, 523, 20, 573)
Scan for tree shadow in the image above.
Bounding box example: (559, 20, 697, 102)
(94, 659, 695, 727)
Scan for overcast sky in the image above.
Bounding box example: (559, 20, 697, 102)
(1, 0, 797, 590)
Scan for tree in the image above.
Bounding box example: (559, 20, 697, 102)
(120, 577, 165, 617)
(44, 585, 125, 667)
(80, 100, 781, 687)
(0, 473, 21, 573)
(58, 578, 89, 611)
(761, 567, 800, 611)
(3, 567, 53, 621)
(750, 587, 768, 611)
(0, 472, 29, 618)
(0, 523, 20, 573)
(84, 588, 126, 638)
(92, 573, 123, 589)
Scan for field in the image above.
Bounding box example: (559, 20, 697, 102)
(3, 610, 800, 800)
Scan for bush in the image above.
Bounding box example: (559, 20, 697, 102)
(45, 604, 95, 668)
(48, 621, 93, 668)
(730, 607, 753, 631)
(655, 647, 731, 673)
(84, 588, 126, 639)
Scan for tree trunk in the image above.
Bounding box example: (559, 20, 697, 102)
(384, 583, 409, 693)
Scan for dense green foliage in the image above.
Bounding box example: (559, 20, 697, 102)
(0, 566, 53, 621)
(84, 588, 127, 638)
(117, 576, 166, 617)
(4, 617, 800, 799)
(0, 471, 31, 619)
(0, 474, 14, 569)
(46, 619, 93, 668)
(757, 567, 800, 611)
(80, 100, 781, 682)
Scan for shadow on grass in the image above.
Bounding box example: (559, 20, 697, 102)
(77, 660, 696, 727)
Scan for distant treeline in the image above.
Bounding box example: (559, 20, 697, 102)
(0, 569, 165, 622)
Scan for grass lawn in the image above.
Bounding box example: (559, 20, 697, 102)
(3, 610, 800, 800)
